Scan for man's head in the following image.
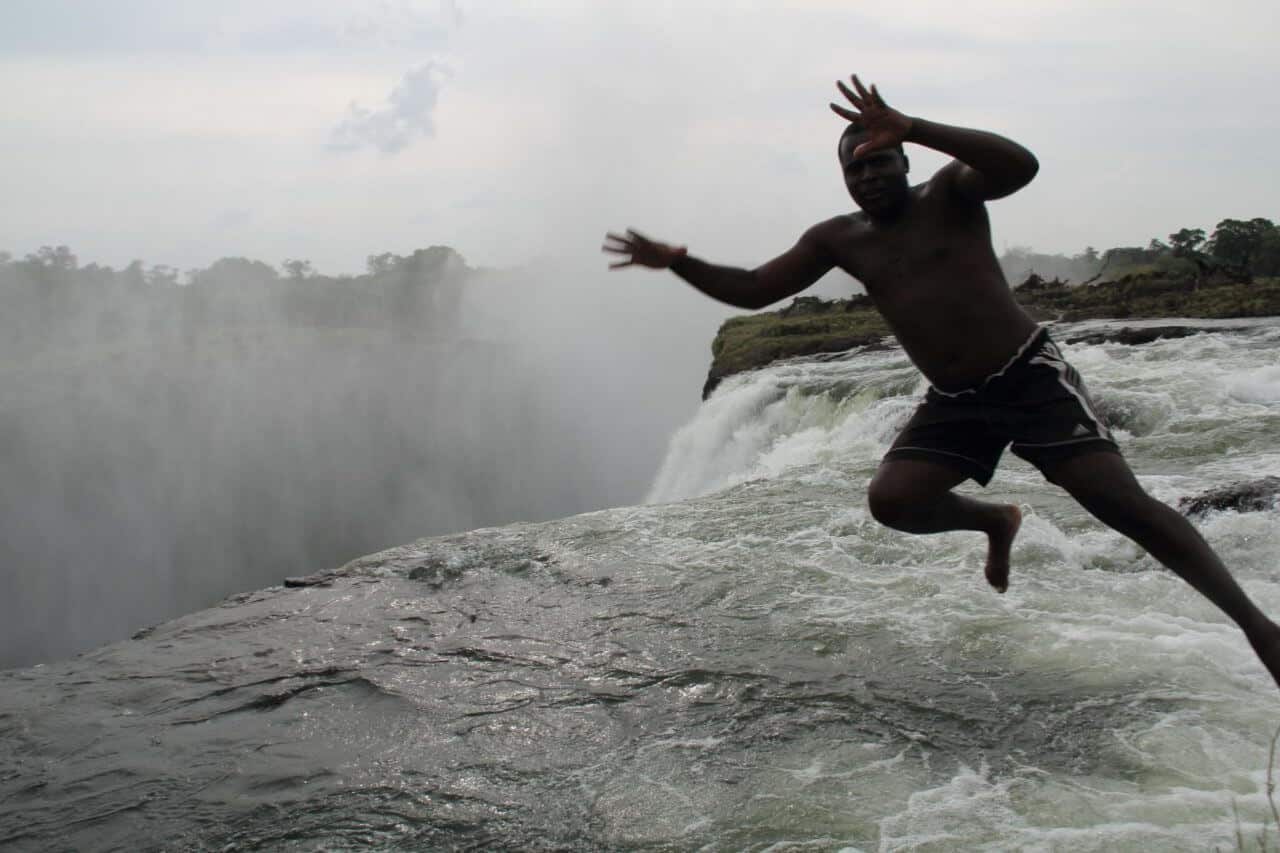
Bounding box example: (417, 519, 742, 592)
(837, 124, 910, 219)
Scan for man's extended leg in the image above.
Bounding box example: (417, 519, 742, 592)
(1038, 449, 1280, 689)
(868, 458, 1023, 592)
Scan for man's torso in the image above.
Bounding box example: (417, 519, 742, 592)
(817, 177, 1039, 390)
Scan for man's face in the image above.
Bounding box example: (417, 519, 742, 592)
(839, 135, 909, 217)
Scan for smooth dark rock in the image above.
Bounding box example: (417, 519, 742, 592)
(1178, 477, 1280, 517)
(1063, 325, 1248, 347)
(283, 575, 334, 588)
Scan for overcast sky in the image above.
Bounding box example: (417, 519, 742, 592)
(2, 0, 1278, 277)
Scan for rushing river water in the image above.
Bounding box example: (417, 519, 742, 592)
(3, 320, 1280, 851)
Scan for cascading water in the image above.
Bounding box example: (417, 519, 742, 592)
(3, 320, 1279, 851)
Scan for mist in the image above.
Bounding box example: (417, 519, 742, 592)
(0, 246, 729, 668)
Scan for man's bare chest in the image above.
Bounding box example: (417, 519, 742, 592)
(833, 198, 991, 293)
(838, 222, 966, 292)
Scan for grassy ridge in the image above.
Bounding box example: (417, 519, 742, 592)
(703, 273, 1280, 397)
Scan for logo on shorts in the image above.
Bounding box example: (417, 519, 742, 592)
(1036, 340, 1064, 363)
(1072, 423, 1092, 437)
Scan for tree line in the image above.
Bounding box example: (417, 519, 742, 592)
(2, 217, 1276, 361)
(999, 216, 1280, 286)
(0, 245, 469, 361)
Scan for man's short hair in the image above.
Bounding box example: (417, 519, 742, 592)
(838, 123, 905, 159)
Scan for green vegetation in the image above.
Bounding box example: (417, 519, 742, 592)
(1018, 272, 1280, 322)
(705, 215, 1280, 397)
(0, 245, 468, 365)
(705, 296, 891, 396)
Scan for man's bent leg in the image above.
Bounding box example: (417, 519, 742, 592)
(1039, 450, 1280, 689)
(868, 458, 1022, 592)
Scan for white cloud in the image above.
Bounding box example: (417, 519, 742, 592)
(327, 62, 449, 154)
(0, 0, 1277, 273)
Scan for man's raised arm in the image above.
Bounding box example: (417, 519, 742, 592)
(910, 118, 1039, 201)
(602, 225, 835, 311)
(831, 74, 1039, 201)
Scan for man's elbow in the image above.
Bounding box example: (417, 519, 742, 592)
(1020, 153, 1040, 186)
(988, 156, 1039, 199)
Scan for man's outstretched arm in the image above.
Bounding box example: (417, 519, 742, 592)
(602, 225, 835, 311)
(831, 74, 1039, 201)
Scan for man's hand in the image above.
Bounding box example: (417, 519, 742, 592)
(829, 74, 913, 158)
(602, 229, 688, 270)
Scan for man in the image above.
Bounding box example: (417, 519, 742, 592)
(603, 74, 1280, 689)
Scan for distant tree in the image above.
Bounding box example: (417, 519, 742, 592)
(0, 243, 473, 350)
(121, 260, 147, 290)
(281, 259, 314, 280)
(404, 246, 458, 272)
(1168, 227, 1206, 255)
(146, 265, 180, 287)
(1080, 246, 1099, 265)
(1165, 227, 1211, 288)
(25, 245, 77, 270)
(123, 260, 144, 276)
(1255, 227, 1280, 277)
(197, 257, 278, 288)
(1207, 217, 1276, 271)
(366, 253, 403, 276)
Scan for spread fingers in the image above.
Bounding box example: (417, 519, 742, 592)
(835, 79, 865, 110)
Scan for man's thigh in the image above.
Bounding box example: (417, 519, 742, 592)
(870, 457, 974, 503)
(1035, 448, 1147, 509)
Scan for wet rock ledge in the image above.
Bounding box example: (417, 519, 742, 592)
(703, 272, 1280, 398)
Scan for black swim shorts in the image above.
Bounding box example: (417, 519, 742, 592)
(884, 326, 1120, 486)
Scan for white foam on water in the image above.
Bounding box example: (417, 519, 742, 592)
(1065, 331, 1280, 424)
(631, 325, 1280, 847)
(874, 761, 1280, 852)
(647, 357, 919, 503)
(650, 328, 1280, 509)
(877, 763, 1028, 851)
(1194, 451, 1280, 486)
(1227, 365, 1280, 404)
(645, 374, 791, 502)
(753, 841, 863, 853)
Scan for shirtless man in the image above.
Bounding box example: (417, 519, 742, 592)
(604, 74, 1280, 688)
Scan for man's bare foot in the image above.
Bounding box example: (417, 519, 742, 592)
(984, 504, 1022, 593)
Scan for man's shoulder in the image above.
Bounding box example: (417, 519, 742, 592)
(798, 215, 863, 263)
(807, 212, 863, 242)
(921, 165, 988, 211)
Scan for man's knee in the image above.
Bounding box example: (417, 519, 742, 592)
(867, 476, 919, 530)
(868, 460, 967, 530)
